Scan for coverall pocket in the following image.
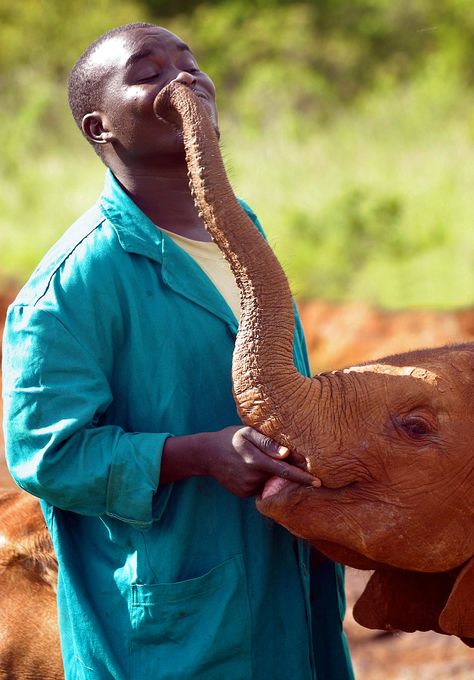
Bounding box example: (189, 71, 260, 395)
(129, 554, 252, 679)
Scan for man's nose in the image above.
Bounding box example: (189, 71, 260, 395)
(174, 71, 197, 87)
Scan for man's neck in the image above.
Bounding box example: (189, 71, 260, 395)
(111, 163, 212, 242)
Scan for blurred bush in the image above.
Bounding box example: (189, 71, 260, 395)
(1, 0, 474, 307)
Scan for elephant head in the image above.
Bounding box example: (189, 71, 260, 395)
(154, 82, 474, 646)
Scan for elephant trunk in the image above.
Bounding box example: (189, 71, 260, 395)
(154, 82, 314, 446)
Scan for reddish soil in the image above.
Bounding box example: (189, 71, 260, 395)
(0, 287, 473, 677)
(298, 299, 474, 372)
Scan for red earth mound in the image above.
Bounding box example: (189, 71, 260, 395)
(298, 299, 474, 373)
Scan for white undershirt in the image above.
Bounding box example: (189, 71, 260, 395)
(160, 228, 241, 321)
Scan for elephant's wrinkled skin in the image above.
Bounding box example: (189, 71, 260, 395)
(257, 346, 474, 645)
(155, 82, 474, 646)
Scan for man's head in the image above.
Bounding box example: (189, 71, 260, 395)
(68, 23, 218, 169)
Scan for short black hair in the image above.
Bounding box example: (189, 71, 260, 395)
(68, 22, 155, 154)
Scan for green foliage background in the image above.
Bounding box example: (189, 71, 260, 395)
(2, 0, 474, 308)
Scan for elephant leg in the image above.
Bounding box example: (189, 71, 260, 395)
(352, 565, 460, 637)
(439, 557, 474, 646)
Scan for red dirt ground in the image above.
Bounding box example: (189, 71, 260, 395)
(298, 298, 474, 373)
(0, 287, 473, 678)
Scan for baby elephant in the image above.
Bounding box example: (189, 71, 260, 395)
(257, 343, 474, 647)
(0, 490, 62, 679)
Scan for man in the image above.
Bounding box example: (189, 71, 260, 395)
(2, 23, 354, 679)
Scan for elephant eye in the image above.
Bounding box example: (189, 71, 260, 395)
(398, 416, 432, 439)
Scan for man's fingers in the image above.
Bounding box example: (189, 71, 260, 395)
(267, 444, 290, 459)
(238, 427, 321, 487)
(267, 459, 322, 488)
(241, 427, 289, 458)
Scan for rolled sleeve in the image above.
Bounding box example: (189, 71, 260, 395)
(106, 431, 172, 527)
(2, 304, 171, 527)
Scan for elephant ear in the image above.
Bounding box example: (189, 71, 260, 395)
(439, 557, 474, 646)
(353, 566, 458, 637)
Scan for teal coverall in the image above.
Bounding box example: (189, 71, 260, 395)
(2, 170, 354, 680)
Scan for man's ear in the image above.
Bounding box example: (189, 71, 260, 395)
(81, 112, 115, 145)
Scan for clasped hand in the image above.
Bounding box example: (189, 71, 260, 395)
(202, 426, 320, 497)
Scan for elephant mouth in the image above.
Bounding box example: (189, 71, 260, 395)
(260, 476, 298, 500)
